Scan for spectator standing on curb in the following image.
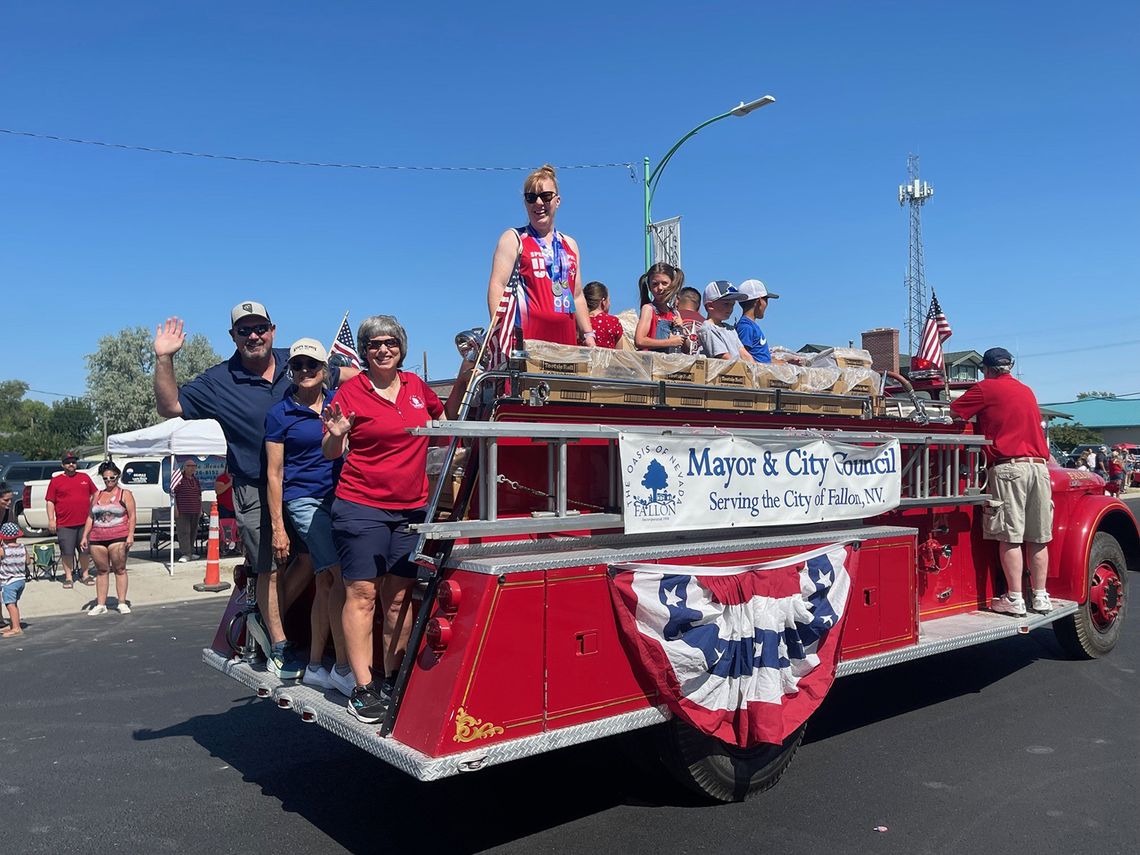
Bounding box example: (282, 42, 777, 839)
(213, 466, 235, 520)
(0, 483, 16, 527)
(46, 452, 96, 589)
(81, 461, 136, 616)
(950, 347, 1053, 617)
(153, 302, 356, 679)
(172, 459, 203, 562)
(1, 522, 27, 637)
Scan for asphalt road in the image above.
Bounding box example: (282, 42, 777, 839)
(1, 564, 1136, 854)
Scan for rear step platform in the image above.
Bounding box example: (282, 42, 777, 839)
(836, 599, 1077, 676)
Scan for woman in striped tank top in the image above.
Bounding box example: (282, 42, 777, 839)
(80, 461, 137, 616)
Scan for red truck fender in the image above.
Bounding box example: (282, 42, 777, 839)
(1056, 496, 1139, 604)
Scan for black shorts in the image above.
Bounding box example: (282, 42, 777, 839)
(331, 498, 425, 582)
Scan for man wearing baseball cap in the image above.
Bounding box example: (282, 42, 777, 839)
(154, 304, 357, 675)
(736, 279, 779, 363)
(46, 452, 97, 588)
(950, 347, 1053, 617)
(698, 281, 755, 362)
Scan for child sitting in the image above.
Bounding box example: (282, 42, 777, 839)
(634, 263, 687, 353)
(698, 280, 754, 362)
(1, 522, 27, 638)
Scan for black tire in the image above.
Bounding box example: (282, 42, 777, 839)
(657, 718, 806, 803)
(1054, 532, 1127, 659)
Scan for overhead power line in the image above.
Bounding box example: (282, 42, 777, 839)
(0, 127, 636, 176)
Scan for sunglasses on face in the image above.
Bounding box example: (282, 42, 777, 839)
(102, 474, 119, 481)
(366, 338, 402, 352)
(289, 358, 324, 372)
(234, 323, 272, 337)
(524, 191, 556, 204)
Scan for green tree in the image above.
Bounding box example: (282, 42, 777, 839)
(0, 384, 99, 458)
(1076, 391, 1116, 399)
(1050, 421, 1104, 451)
(85, 326, 221, 432)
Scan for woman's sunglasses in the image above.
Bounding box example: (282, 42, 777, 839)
(524, 191, 556, 204)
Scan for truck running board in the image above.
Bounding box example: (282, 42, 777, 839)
(837, 599, 1077, 676)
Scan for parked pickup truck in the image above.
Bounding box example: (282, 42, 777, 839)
(21, 457, 194, 531)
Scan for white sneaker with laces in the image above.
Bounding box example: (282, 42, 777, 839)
(329, 666, 355, 698)
(177, 556, 189, 563)
(88, 604, 108, 616)
(117, 602, 132, 614)
(990, 594, 1027, 617)
(1031, 591, 1053, 613)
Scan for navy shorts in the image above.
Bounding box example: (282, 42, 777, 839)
(331, 498, 425, 582)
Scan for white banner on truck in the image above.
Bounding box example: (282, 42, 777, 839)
(618, 433, 901, 534)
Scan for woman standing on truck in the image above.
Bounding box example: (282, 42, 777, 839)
(80, 461, 136, 616)
(322, 315, 445, 724)
(487, 164, 596, 348)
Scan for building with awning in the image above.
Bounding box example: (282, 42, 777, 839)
(1039, 398, 1140, 446)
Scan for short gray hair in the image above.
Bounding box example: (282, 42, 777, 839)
(357, 314, 408, 368)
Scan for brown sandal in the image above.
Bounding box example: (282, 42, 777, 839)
(81, 577, 95, 586)
(62, 581, 74, 589)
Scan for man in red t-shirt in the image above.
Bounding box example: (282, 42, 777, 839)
(46, 452, 97, 588)
(950, 347, 1052, 617)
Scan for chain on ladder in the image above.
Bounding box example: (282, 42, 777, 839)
(495, 474, 607, 512)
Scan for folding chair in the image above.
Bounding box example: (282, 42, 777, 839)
(29, 543, 59, 581)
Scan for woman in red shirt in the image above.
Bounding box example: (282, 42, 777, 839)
(582, 282, 624, 349)
(322, 315, 443, 724)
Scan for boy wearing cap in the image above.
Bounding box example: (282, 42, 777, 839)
(1, 522, 27, 637)
(950, 347, 1053, 616)
(46, 452, 97, 588)
(698, 280, 756, 362)
(736, 279, 779, 363)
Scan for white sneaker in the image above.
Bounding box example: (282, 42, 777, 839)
(117, 602, 132, 614)
(990, 594, 1027, 617)
(88, 604, 108, 616)
(329, 666, 355, 698)
(302, 666, 334, 690)
(177, 556, 189, 564)
(1031, 591, 1053, 613)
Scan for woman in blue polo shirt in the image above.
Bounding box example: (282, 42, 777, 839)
(264, 338, 353, 697)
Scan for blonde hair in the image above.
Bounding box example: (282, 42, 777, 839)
(523, 163, 559, 195)
(637, 263, 685, 307)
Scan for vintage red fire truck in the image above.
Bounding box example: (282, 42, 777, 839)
(203, 343, 1135, 802)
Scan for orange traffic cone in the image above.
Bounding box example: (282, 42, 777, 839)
(194, 504, 232, 592)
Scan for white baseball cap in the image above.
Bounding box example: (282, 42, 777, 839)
(703, 280, 747, 305)
(738, 279, 780, 300)
(288, 338, 329, 364)
(230, 301, 272, 326)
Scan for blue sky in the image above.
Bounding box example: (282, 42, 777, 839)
(2, 1, 1137, 407)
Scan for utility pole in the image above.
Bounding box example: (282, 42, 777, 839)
(899, 154, 934, 357)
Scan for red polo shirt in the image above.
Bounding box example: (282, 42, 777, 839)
(950, 373, 1049, 463)
(330, 371, 444, 510)
(46, 471, 97, 527)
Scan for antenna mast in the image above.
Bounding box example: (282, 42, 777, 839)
(899, 154, 934, 356)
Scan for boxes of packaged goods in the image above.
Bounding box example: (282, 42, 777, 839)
(796, 365, 843, 393)
(588, 383, 656, 406)
(705, 358, 753, 389)
(589, 348, 653, 381)
(831, 347, 874, 369)
(749, 361, 802, 390)
(665, 387, 708, 409)
(652, 353, 706, 386)
(778, 391, 867, 417)
(522, 340, 592, 376)
(833, 367, 883, 396)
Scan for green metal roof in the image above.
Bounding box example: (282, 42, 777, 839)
(1039, 397, 1140, 428)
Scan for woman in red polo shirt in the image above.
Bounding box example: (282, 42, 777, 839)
(322, 314, 443, 724)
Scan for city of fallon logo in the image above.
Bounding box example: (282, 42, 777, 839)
(624, 443, 686, 521)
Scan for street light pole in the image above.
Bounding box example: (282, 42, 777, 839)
(643, 95, 775, 270)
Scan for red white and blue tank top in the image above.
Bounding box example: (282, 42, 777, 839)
(514, 226, 579, 346)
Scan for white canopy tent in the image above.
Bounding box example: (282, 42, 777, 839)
(107, 418, 227, 572)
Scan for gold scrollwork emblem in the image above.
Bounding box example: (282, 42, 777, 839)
(453, 706, 504, 743)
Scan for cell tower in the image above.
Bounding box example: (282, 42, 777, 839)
(898, 153, 934, 356)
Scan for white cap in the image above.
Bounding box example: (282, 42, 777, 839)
(288, 338, 328, 363)
(739, 279, 779, 300)
(703, 280, 747, 305)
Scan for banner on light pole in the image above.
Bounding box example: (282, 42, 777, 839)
(649, 216, 681, 267)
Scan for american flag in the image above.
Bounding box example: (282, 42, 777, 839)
(609, 542, 858, 748)
(169, 464, 182, 493)
(485, 266, 521, 368)
(330, 314, 361, 369)
(912, 291, 952, 372)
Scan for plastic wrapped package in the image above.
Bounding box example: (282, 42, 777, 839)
(769, 346, 808, 366)
(615, 309, 639, 350)
(749, 361, 803, 390)
(705, 358, 753, 388)
(522, 340, 591, 375)
(651, 352, 706, 385)
(794, 366, 842, 393)
(590, 348, 653, 381)
(834, 367, 883, 395)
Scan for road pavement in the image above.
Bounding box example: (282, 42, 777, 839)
(1, 572, 1136, 853)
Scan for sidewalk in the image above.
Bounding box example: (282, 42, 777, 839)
(15, 538, 240, 621)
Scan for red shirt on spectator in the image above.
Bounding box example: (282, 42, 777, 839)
(329, 371, 444, 510)
(587, 312, 624, 349)
(950, 373, 1049, 463)
(173, 472, 202, 515)
(213, 471, 234, 515)
(46, 471, 97, 527)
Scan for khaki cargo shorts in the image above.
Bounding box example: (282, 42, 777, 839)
(982, 462, 1053, 543)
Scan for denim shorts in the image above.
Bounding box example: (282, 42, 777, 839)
(2, 577, 26, 605)
(285, 496, 338, 573)
(331, 498, 425, 582)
